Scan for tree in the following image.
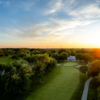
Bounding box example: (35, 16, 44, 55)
(31, 50, 41, 55)
(3, 59, 33, 94)
(93, 49, 100, 59)
(83, 54, 94, 62)
(0, 49, 4, 56)
(79, 65, 87, 73)
(18, 52, 27, 58)
(58, 49, 67, 54)
(33, 54, 51, 83)
(11, 54, 19, 59)
(51, 49, 57, 53)
(45, 50, 52, 57)
(76, 53, 94, 62)
(88, 60, 100, 77)
(24, 54, 31, 62)
(71, 50, 76, 56)
(52, 52, 60, 62)
(0, 63, 6, 71)
(46, 58, 57, 71)
(59, 52, 68, 61)
(66, 50, 71, 56)
(96, 73, 100, 99)
(76, 53, 83, 60)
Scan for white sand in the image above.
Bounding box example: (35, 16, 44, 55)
(57, 64, 61, 66)
(75, 65, 83, 68)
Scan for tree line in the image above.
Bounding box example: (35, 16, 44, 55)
(0, 48, 99, 96)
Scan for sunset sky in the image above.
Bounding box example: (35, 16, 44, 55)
(0, 0, 100, 48)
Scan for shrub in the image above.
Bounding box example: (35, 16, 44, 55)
(79, 65, 88, 73)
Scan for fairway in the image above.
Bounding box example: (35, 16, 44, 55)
(25, 61, 87, 100)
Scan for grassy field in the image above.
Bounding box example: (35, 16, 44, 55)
(0, 56, 12, 64)
(0, 61, 89, 100)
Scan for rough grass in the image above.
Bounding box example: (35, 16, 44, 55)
(0, 61, 88, 100)
(0, 57, 12, 64)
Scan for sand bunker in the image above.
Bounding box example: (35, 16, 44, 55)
(57, 64, 61, 66)
(75, 65, 83, 68)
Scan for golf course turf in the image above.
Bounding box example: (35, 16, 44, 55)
(24, 61, 87, 100)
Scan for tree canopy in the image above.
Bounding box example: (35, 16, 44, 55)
(88, 60, 100, 77)
(3, 59, 33, 94)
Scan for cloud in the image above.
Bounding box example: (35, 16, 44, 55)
(0, 33, 16, 39)
(0, 34, 3, 37)
(68, 4, 100, 19)
(20, 1, 35, 11)
(45, 0, 63, 15)
(44, 0, 77, 15)
(50, 18, 96, 29)
(6, 18, 97, 42)
(1, 0, 35, 11)
(45, 0, 100, 19)
(0, 1, 10, 6)
(4, 34, 16, 39)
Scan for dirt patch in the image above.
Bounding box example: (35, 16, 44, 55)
(57, 64, 61, 66)
(75, 65, 83, 68)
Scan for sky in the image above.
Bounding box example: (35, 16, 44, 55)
(0, 0, 100, 48)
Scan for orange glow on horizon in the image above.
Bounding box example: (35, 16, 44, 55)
(1, 42, 100, 48)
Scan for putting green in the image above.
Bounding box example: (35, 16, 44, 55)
(63, 61, 81, 66)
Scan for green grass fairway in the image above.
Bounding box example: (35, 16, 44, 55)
(24, 61, 87, 100)
(0, 57, 12, 64)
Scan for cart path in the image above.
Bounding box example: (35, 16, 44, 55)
(81, 77, 93, 100)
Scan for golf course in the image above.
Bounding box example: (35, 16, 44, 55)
(24, 61, 87, 100)
(0, 58, 98, 100)
(1, 0, 100, 99)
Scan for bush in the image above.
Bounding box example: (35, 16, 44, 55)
(79, 65, 87, 73)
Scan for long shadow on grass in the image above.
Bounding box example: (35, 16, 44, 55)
(70, 72, 87, 100)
